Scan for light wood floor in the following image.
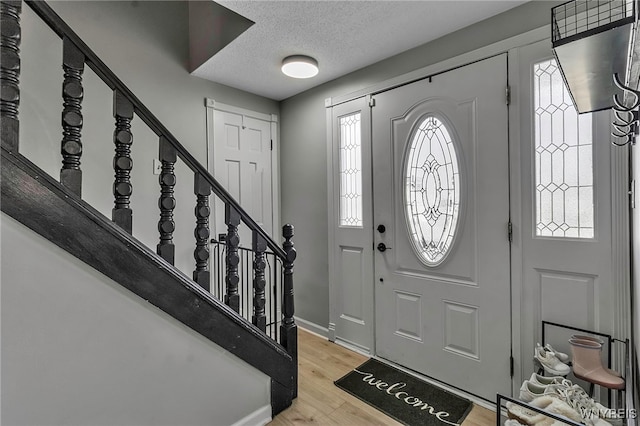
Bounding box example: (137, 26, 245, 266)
(269, 328, 496, 425)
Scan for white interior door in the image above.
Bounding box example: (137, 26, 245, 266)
(517, 40, 616, 379)
(372, 54, 511, 400)
(328, 97, 374, 352)
(210, 108, 274, 247)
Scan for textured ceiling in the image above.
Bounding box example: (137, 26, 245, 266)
(191, 1, 527, 101)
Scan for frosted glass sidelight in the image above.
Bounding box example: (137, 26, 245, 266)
(339, 113, 363, 227)
(404, 116, 460, 266)
(534, 59, 594, 238)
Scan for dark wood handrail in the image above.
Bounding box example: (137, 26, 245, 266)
(25, 0, 286, 259)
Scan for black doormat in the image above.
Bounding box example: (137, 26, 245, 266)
(335, 359, 473, 426)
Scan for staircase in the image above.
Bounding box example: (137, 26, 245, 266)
(0, 0, 297, 420)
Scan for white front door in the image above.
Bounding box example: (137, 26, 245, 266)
(372, 54, 511, 400)
(208, 105, 275, 247)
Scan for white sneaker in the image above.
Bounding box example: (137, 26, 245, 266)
(544, 343, 570, 363)
(519, 380, 552, 402)
(534, 343, 571, 376)
(529, 372, 571, 387)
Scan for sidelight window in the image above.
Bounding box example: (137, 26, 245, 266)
(404, 116, 460, 266)
(533, 59, 594, 238)
(339, 112, 363, 227)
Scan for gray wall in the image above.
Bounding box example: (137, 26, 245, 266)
(1, 213, 270, 426)
(19, 0, 279, 278)
(280, 1, 562, 329)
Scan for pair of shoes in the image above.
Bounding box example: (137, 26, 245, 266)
(552, 385, 613, 426)
(520, 373, 609, 410)
(534, 343, 570, 376)
(518, 373, 614, 426)
(507, 395, 582, 426)
(569, 337, 624, 390)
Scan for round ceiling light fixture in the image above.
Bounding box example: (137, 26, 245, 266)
(281, 55, 319, 79)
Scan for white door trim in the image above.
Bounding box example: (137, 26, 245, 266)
(206, 99, 275, 123)
(205, 99, 281, 240)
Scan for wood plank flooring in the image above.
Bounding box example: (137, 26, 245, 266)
(269, 328, 496, 426)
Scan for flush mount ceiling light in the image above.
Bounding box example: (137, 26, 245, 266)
(281, 55, 319, 79)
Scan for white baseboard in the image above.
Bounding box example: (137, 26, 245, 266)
(295, 316, 329, 338)
(335, 337, 372, 357)
(230, 404, 271, 426)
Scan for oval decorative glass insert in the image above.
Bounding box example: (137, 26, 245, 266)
(404, 116, 460, 266)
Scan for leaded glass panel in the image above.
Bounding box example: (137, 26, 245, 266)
(339, 113, 363, 227)
(404, 116, 460, 266)
(534, 59, 594, 238)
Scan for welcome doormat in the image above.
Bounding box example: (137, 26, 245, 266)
(335, 359, 473, 426)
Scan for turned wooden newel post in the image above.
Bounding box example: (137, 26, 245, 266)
(224, 204, 241, 313)
(193, 172, 211, 291)
(112, 90, 134, 233)
(252, 230, 267, 332)
(60, 37, 85, 196)
(281, 223, 298, 397)
(157, 136, 177, 264)
(0, 0, 22, 152)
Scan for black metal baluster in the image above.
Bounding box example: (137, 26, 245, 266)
(281, 224, 297, 397)
(241, 249, 245, 317)
(157, 136, 176, 264)
(264, 255, 272, 338)
(218, 243, 224, 300)
(244, 248, 249, 318)
(225, 204, 240, 313)
(275, 256, 280, 341)
(112, 90, 134, 233)
(60, 37, 84, 196)
(252, 230, 267, 332)
(0, 0, 21, 152)
(273, 257, 279, 340)
(193, 172, 210, 291)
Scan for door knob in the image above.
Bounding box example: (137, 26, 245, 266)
(377, 242, 392, 252)
(377, 224, 386, 233)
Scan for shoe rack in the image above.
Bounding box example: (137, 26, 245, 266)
(495, 321, 634, 426)
(542, 321, 627, 409)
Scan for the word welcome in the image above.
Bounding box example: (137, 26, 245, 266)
(353, 369, 460, 426)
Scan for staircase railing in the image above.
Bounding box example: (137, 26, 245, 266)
(0, 0, 297, 396)
(210, 239, 284, 341)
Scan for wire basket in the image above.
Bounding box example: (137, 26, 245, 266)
(552, 0, 636, 45)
